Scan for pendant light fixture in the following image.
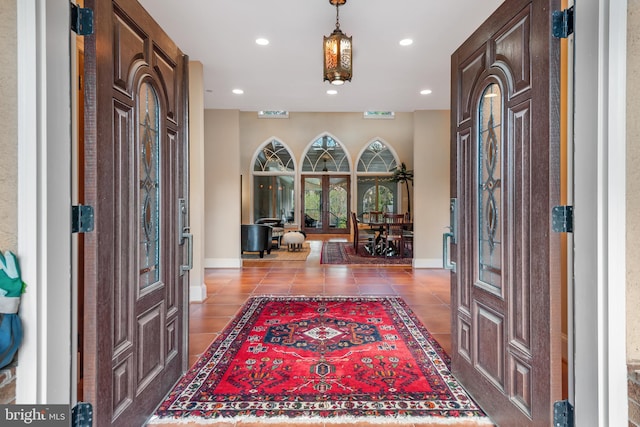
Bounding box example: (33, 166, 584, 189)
(323, 0, 352, 85)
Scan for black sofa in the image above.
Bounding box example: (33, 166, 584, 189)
(241, 224, 272, 258)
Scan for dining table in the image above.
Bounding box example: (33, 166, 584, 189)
(362, 219, 413, 257)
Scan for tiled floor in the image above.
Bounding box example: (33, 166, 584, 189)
(150, 236, 491, 427)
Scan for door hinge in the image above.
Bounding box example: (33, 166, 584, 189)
(552, 205, 573, 233)
(552, 5, 574, 38)
(70, 3, 94, 36)
(71, 205, 94, 233)
(553, 400, 574, 427)
(71, 402, 93, 427)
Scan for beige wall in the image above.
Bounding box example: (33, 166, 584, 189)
(203, 110, 241, 267)
(0, 1, 17, 252)
(628, 0, 640, 363)
(238, 111, 414, 223)
(413, 110, 450, 267)
(201, 110, 452, 267)
(188, 62, 207, 300)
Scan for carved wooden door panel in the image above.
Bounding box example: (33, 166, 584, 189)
(449, 0, 562, 425)
(82, 0, 189, 425)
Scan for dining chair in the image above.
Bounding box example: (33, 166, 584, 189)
(368, 211, 384, 224)
(381, 213, 406, 256)
(384, 222, 406, 257)
(351, 212, 374, 251)
(383, 213, 405, 223)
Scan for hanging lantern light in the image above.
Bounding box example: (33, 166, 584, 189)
(323, 0, 352, 85)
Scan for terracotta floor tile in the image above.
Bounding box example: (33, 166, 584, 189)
(290, 284, 325, 295)
(188, 354, 200, 368)
(188, 332, 217, 355)
(205, 293, 253, 305)
(430, 333, 452, 355)
(197, 303, 243, 316)
(392, 290, 446, 305)
(253, 285, 292, 294)
(357, 284, 397, 295)
(323, 285, 360, 296)
(215, 284, 258, 294)
(189, 316, 233, 334)
(189, 303, 203, 316)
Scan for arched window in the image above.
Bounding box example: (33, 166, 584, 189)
(356, 139, 399, 216)
(252, 139, 296, 222)
(301, 135, 350, 173)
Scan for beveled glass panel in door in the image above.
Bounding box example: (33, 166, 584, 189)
(139, 82, 161, 289)
(477, 83, 502, 289)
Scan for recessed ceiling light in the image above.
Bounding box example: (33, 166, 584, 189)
(399, 38, 413, 46)
(327, 89, 338, 95)
(232, 89, 244, 95)
(420, 89, 432, 95)
(255, 38, 269, 46)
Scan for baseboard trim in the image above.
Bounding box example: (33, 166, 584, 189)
(413, 258, 442, 269)
(189, 283, 207, 303)
(204, 258, 242, 269)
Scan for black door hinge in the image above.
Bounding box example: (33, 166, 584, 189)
(552, 205, 574, 233)
(70, 3, 93, 36)
(553, 6, 574, 39)
(71, 402, 93, 427)
(71, 205, 94, 233)
(553, 400, 574, 427)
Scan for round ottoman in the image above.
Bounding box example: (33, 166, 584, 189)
(281, 231, 305, 252)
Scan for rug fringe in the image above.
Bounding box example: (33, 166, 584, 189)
(148, 414, 494, 425)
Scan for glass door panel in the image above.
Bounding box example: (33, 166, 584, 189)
(329, 177, 348, 231)
(303, 177, 322, 229)
(302, 175, 350, 234)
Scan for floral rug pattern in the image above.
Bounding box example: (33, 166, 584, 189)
(149, 296, 489, 424)
(321, 241, 412, 265)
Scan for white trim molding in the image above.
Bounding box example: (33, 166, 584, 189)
(204, 258, 242, 269)
(573, 0, 628, 425)
(16, 0, 72, 404)
(189, 283, 208, 303)
(412, 258, 442, 269)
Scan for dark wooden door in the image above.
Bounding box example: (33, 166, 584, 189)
(449, 0, 561, 425)
(302, 175, 350, 234)
(82, 1, 189, 425)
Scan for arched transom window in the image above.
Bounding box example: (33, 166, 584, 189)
(254, 140, 295, 172)
(356, 139, 399, 215)
(357, 139, 397, 173)
(302, 135, 350, 173)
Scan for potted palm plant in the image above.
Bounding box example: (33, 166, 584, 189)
(390, 162, 414, 220)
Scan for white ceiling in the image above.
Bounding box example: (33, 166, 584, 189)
(138, 0, 503, 112)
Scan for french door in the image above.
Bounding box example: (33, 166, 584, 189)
(448, 0, 562, 425)
(302, 175, 350, 234)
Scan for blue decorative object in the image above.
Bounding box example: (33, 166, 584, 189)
(0, 251, 25, 369)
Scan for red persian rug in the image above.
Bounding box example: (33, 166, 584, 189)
(321, 241, 412, 265)
(149, 296, 490, 424)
